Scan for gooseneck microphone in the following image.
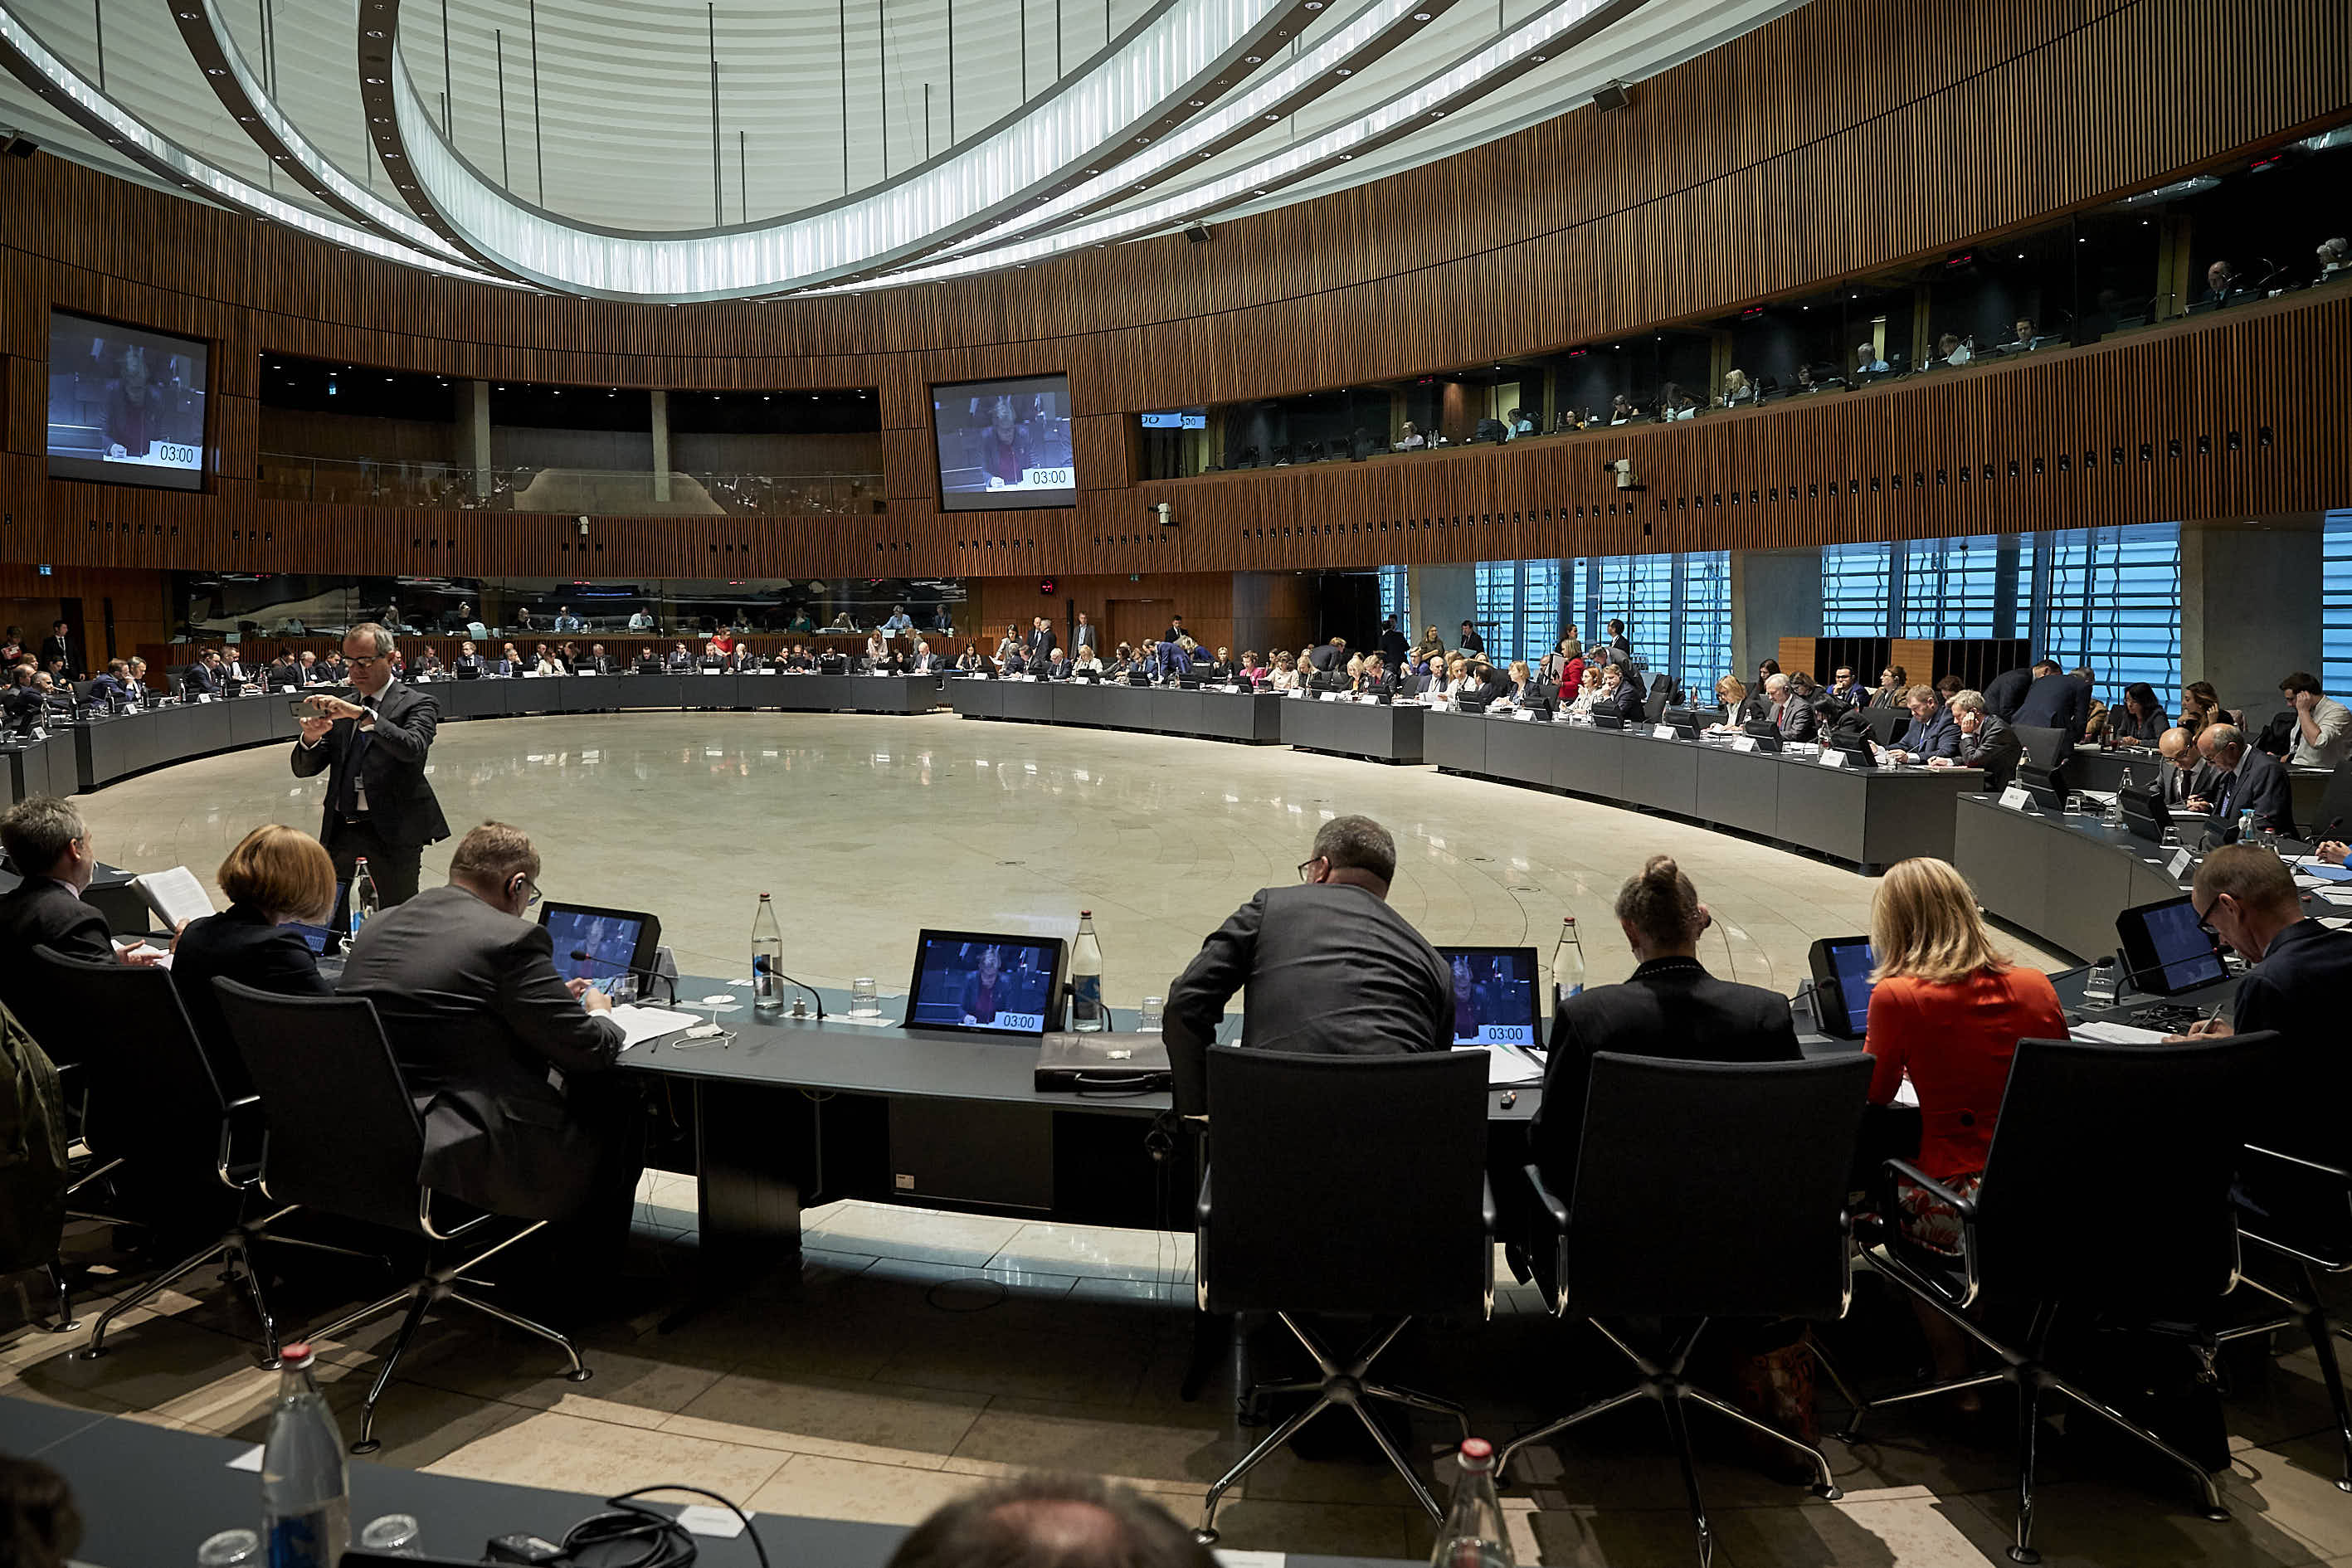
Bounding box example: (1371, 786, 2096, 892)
(568, 950, 679, 1007)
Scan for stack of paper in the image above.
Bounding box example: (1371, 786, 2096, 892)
(1452, 1042, 1545, 1086)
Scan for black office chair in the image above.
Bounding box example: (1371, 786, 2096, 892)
(1191, 1046, 1491, 1542)
(1845, 1033, 2285, 1564)
(1500, 1053, 1871, 1568)
(30, 947, 290, 1366)
(213, 980, 590, 1454)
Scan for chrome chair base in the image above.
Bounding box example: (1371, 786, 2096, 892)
(303, 1219, 588, 1454)
(1497, 1322, 1841, 1568)
(1195, 1312, 1466, 1545)
(80, 1205, 304, 1368)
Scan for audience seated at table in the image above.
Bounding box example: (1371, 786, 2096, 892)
(168, 825, 334, 1094)
(2188, 723, 2296, 835)
(2110, 681, 2168, 746)
(2279, 671, 2352, 769)
(0, 796, 166, 1028)
(1863, 856, 2067, 1403)
(1600, 662, 1645, 722)
(1867, 665, 1908, 709)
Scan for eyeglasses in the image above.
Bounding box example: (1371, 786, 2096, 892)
(518, 879, 543, 910)
(1297, 856, 1327, 883)
(346, 652, 389, 667)
(2190, 895, 2221, 938)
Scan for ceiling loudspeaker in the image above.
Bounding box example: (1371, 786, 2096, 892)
(1184, 222, 1214, 244)
(1, 133, 37, 158)
(1591, 79, 1631, 113)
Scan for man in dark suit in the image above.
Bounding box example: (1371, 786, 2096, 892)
(0, 796, 163, 1035)
(2183, 846, 2352, 1170)
(1164, 816, 1453, 1100)
(2156, 727, 2218, 808)
(1025, 616, 1055, 663)
(2191, 723, 2296, 836)
(37, 621, 73, 679)
(1605, 619, 1631, 660)
(1981, 665, 2034, 721)
(1457, 621, 1486, 656)
(1529, 855, 1799, 1182)
(182, 650, 221, 698)
(2013, 659, 2092, 738)
(1378, 618, 1410, 666)
(1601, 664, 1647, 723)
(1937, 689, 2023, 789)
(291, 622, 450, 914)
(336, 822, 634, 1255)
(1878, 685, 1960, 763)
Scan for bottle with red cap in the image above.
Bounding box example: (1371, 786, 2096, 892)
(261, 1342, 348, 1567)
(1430, 1437, 1513, 1566)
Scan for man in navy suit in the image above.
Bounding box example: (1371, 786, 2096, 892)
(291, 623, 450, 914)
(1877, 684, 1960, 763)
(2189, 723, 2296, 836)
(2012, 658, 2093, 738)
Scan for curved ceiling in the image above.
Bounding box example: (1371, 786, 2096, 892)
(0, 0, 1802, 299)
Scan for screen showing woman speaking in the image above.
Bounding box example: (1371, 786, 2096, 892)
(931, 374, 1076, 510)
(48, 310, 210, 491)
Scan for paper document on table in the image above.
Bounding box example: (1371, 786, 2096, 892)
(2070, 1020, 2174, 1045)
(1892, 1076, 1918, 1108)
(1454, 1043, 1545, 1086)
(132, 865, 214, 929)
(609, 1005, 703, 1049)
(1215, 1551, 1284, 1567)
(2301, 864, 2352, 882)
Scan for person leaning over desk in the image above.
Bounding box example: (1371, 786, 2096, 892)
(1931, 689, 2023, 790)
(2186, 723, 2295, 836)
(1875, 685, 1960, 764)
(1162, 814, 1452, 1079)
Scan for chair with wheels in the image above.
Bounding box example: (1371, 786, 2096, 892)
(1498, 1052, 1873, 1568)
(213, 979, 590, 1454)
(2213, 1141, 2352, 1493)
(1845, 1032, 2285, 1564)
(1191, 1045, 1491, 1543)
(30, 947, 290, 1366)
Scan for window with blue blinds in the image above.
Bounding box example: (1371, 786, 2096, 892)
(1518, 559, 1561, 665)
(1378, 565, 1410, 635)
(1468, 560, 1565, 665)
(1900, 534, 2032, 640)
(1473, 561, 1520, 662)
(1675, 552, 1732, 695)
(2038, 523, 2182, 699)
(1561, 550, 1730, 697)
(1822, 543, 1893, 635)
(2324, 513, 2352, 698)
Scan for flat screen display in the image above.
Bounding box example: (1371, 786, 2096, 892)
(932, 375, 1076, 511)
(1439, 947, 1541, 1047)
(1807, 936, 1876, 1038)
(540, 902, 662, 990)
(904, 929, 1064, 1035)
(1140, 407, 1206, 430)
(2116, 896, 2227, 996)
(47, 310, 209, 490)
(288, 884, 347, 954)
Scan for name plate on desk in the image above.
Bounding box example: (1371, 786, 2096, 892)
(1999, 784, 2035, 811)
(195, 693, 212, 704)
(1731, 735, 1758, 752)
(1284, 688, 1304, 699)
(1219, 684, 1240, 694)
(1320, 691, 1341, 702)
(1510, 709, 1534, 721)
(1652, 723, 1679, 741)
(701, 669, 723, 675)
(2169, 847, 2196, 878)
(1816, 749, 1848, 768)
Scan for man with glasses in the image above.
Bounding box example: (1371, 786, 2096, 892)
(2173, 845, 2352, 1168)
(337, 821, 634, 1272)
(0, 794, 165, 1015)
(291, 621, 450, 918)
(1162, 815, 1453, 1077)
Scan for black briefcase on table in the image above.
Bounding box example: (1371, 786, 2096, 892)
(1035, 1032, 1171, 1092)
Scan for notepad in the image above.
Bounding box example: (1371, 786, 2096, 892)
(609, 1005, 703, 1049)
(1453, 1042, 1544, 1086)
(2300, 864, 2352, 883)
(2069, 1020, 2174, 1045)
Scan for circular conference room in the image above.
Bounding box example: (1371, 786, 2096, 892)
(4, 0, 2352, 1563)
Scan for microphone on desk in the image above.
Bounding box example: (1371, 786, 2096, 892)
(567, 950, 679, 1006)
(2288, 816, 2345, 869)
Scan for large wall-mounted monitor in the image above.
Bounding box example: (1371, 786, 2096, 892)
(932, 374, 1076, 510)
(46, 310, 210, 491)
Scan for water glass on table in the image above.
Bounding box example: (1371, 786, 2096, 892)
(1137, 996, 1165, 1033)
(850, 976, 880, 1016)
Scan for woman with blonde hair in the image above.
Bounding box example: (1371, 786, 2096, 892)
(1864, 856, 2066, 1399)
(1721, 368, 1754, 407)
(1707, 674, 1748, 733)
(170, 824, 338, 1090)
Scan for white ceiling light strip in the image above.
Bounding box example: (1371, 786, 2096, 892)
(805, 0, 1619, 290)
(177, 0, 472, 262)
(931, 0, 1425, 256)
(386, 0, 1293, 298)
(0, 3, 504, 283)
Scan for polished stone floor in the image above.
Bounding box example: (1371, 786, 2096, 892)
(67, 709, 2067, 997)
(48, 711, 2320, 1565)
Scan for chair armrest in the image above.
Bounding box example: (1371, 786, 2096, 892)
(2245, 1143, 2352, 1186)
(1194, 1166, 1211, 1227)
(217, 1098, 266, 1191)
(1886, 1158, 1978, 1218)
(1523, 1163, 1570, 1232)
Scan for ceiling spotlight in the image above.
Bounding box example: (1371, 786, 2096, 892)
(1244, 54, 1261, 62)
(205, 66, 224, 75)
(1254, 187, 1267, 195)
(364, 75, 387, 84)
(1532, 53, 1546, 61)
(1337, 67, 1352, 75)
(1264, 113, 1278, 120)
(1412, 11, 1429, 18)
(364, 27, 384, 37)
(1186, 100, 1204, 106)
(1431, 109, 1445, 117)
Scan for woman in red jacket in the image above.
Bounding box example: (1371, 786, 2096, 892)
(1865, 856, 2067, 1400)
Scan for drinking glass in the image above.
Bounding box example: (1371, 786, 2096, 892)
(1137, 996, 1165, 1033)
(358, 1516, 423, 1558)
(2063, 791, 2086, 816)
(850, 976, 880, 1016)
(197, 1531, 261, 1568)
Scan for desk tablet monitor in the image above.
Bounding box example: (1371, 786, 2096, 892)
(2018, 759, 2067, 811)
(287, 882, 347, 954)
(1436, 947, 1542, 1047)
(540, 901, 662, 990)
(2118, 784, 2173, 844)
(1806, 936, 1877, 1040)
(1590, 710, 1624, 729)
(2116, 895, 2228, 996)
(904, 928, 1066, 1037)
